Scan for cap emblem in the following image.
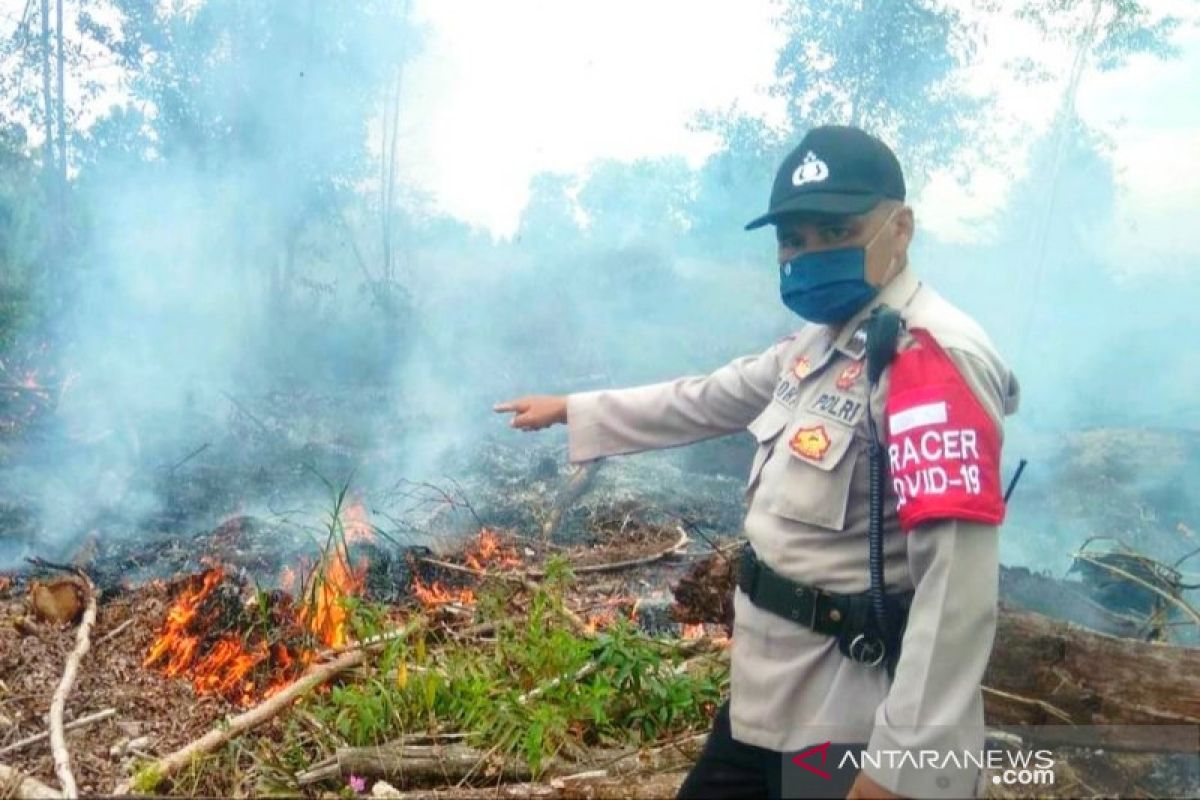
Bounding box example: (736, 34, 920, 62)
(791, 151, 829, 187)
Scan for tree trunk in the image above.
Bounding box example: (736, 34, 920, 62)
(39, 0, 54, 182)
(55, 0, 66, 186)
(331, 735, 704, 788)
(362, 772, 690, 799)
(983, 606, 1200, 750)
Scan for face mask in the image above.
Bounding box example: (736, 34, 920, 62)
(779, 210, 898, 324)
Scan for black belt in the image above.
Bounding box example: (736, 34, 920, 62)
(737, 545, 914, 673)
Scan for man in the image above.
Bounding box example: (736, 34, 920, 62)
(495, 125, 1020, 799)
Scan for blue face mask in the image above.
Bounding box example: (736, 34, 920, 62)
(778, 212, 897, 324)
(779, 247, 879, 324)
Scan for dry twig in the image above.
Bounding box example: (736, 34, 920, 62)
(0, 708, 116, 757)
(525, 527, 688, 577)
(47, 569, 98, 798)
(112, 622, 417, 795)
(93, 618, 135, 648)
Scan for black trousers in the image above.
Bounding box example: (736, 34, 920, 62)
(677, 702, 865, 800)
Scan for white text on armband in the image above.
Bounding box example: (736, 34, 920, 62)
(888, 428, 984, 508)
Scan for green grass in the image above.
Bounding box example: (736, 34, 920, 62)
(298, 555, 726, 779)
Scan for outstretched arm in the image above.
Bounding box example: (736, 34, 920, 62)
(495, 338, 793, 463)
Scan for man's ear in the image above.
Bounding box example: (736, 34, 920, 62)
(895, 205, 914, 251)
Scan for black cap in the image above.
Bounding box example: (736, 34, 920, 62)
(744, 125, 906, 230)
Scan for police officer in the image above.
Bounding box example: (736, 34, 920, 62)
(495, 125, 1019, 800)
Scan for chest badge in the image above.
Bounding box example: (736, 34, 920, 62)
(790, 425, 832, 461)
(836, 361, 864, 390)
(792, 356, 813, 380)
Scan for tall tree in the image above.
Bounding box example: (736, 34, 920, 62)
(39, 0, 54, 185)
(54, 0, 65, 187)
(88, 0, 415, 306)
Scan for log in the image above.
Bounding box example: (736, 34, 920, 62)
(332, 734, 705, 788)
(365, 771, 689, 799)
(525, 527, 689, 578)
(0, 762, 61, 799)
(982, 605, 1200, 750)
(48, 570, 99, 798)
(670, 554, 1200, 752)
(113, 621, 418, 795)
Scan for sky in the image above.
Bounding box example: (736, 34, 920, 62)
(388, 0, 1200, 269)
(1, 0, 1197, 260)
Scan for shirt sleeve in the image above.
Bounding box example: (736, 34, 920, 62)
(863, 347, 1013, 799)
(565, 339, 790, 463)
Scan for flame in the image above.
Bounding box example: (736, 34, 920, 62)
(681, 623, 704, 639)
(144, 567, 226, 675)
(412, 576, 475, 608)
(408, 528, 521, 610)
(583, 597, 636, 633)
(464, 528, 521, 571)
(299, 545, 366, 650)
(145, 567, 281, 704)
(145, 564, 336, 706)
(585, 607, 618, 634)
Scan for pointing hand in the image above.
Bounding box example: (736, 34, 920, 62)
(493, 395, 568, 431)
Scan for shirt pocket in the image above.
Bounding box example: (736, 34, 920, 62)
(759, 416, 862, 531)
(745, 402, 792, 493)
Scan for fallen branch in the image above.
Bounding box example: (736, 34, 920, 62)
(94, 619, 135, 648)
(48, 569, 98, 799)
(330, 733, 703, 788)
(0, 707, 117, 756)
(221, 392, 273, 436)
(1070, 551, 1200, 628)
(114, 622, 418, 795)
(0, 762, 61, 799)
(316, 624, 418, 661)
(363, 771, 689, 799)
(525, 527, 688, 577)
(541, 461, 601, 541)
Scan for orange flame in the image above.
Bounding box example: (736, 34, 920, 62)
(464, 528, 521, 572)
(145, 561, 350, 706)
(144, 567, 282, 705)
(412, 576, 475, 608)
(144, 567, 226, 675)
(299, 545, 366, 650)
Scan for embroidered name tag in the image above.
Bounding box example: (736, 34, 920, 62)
(808, 391, 865, 426)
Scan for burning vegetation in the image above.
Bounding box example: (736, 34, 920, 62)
(3, 460, 1200, 798)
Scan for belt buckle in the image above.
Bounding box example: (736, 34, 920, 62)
(809, 587, 825, 630)
(848, 634, 886, 667)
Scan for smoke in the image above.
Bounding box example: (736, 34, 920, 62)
(1, 0, 1198, 589)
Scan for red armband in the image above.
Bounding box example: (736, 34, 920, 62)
(885, 328, 1005, 532)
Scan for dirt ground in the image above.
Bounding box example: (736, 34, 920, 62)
(0, 581, 229, 795)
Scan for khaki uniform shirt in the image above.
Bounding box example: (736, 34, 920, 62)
(566, 267, 1020, 798)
